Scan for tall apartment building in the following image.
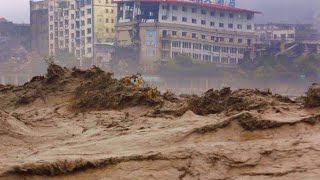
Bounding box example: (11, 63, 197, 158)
(114, 0, 259, 72)
(47, 0, 117, 63)
(30, 0, 49, 56)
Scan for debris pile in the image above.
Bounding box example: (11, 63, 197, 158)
(304, 83, 320, 108)
(72, 72, 163, 110)
(187, 88, 293, 115)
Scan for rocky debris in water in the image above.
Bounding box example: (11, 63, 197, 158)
(304, 83, 320, 108)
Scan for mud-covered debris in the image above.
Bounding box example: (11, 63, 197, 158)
(187, 88, 293, 116)
(72, 72, 163, 110)
(304, 83, 320, 108)
(46, 64, 67, 83)
(71, 66, 105, 79)
(162, 91, 179, 102)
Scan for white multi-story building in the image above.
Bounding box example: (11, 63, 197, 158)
(115, 0, 260, 71)
(48, 0, 117, 65)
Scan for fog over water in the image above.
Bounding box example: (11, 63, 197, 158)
(0, 0, 319, 24)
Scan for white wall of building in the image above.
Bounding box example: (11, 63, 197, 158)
(158, 3, 255, 33)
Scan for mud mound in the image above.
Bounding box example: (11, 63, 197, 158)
(187, 88, 292, 116)
(72, 73, 163, 110)
(304, 83, 320, 108)
(0, 110, 33, 136)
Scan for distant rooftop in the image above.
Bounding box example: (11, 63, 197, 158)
(113, 0, 261, 13)
(0, 17, 8, 23)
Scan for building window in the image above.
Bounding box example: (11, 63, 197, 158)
(192, 33, 197, 38)
(247, 14, 253, 20)
(238, 48, 245, 54)
(211, 36, 215, 41)
(228, 23, 233, 29)
(220, 37, 225, 42)
(210, 22, 215, 27)
(172, 41, 181, 47)
(106, 28, 109, 33)
(230, 48, 237, 54)
(87, 18, 92, 24)
(221, 47, 229, 53)
(182, 17, 187, 22)
(87, 37, 92, 43)
(162, 15, 167, 20)
(193, 43, 202, 50)
(229, 13, 234, 18)
(193, 53, 200, 60)
(111, 9, 114, 13)
(71, 14, 75, 19)
(202, 35, 206, 39)
(112, 28, 115, 33)
(106, 18, 109, 23)
(192, 19, 197, 24)
(172, 31, 177, 36)
(182, 32, 187, 37)
(201, 20, 206, 25)
(203, 44, 211, 51)
(106, 9, 109, 13)
(247, 39, 252, 46)
(162, 30, 167, 37)
(220, 12, 225, 17)
(81, 11, 85, 17)
(238, 39, 243, 44)
(172, 16, 177, 21)
(87, 28, 91, 34)
(219, 23, 224, 28)
(247, 25, 252, 30)
(210, 11, 215, 16)
(162, 4, 169, 10)
(192, 8, 197, 13)
(229, 38, 234, 43)
(87, 47, 92, 53)
(87, 9, 92, 14)
(213, 46, 220, 52)
(237, 24, 242, 29)
(111, 19, 114, 23)
(201, 9, 206, 15)
(172, 5, 178, 10)
(182, 42, 191, 49)
(182, 6, 187, 12)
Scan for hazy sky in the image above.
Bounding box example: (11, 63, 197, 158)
(0, 0, 319, 24)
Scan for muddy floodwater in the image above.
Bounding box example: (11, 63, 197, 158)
(1, 65, 320, 180)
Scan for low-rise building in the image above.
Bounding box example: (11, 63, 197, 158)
(0, 18, 31, 62)
(115, 0, 259, 72)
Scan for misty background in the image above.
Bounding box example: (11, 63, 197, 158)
(1, 0, 320, 24)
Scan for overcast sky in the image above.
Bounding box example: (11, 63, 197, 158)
(0, 0, 319, 24)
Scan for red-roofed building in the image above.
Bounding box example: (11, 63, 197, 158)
(114, 0, 260, 72)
